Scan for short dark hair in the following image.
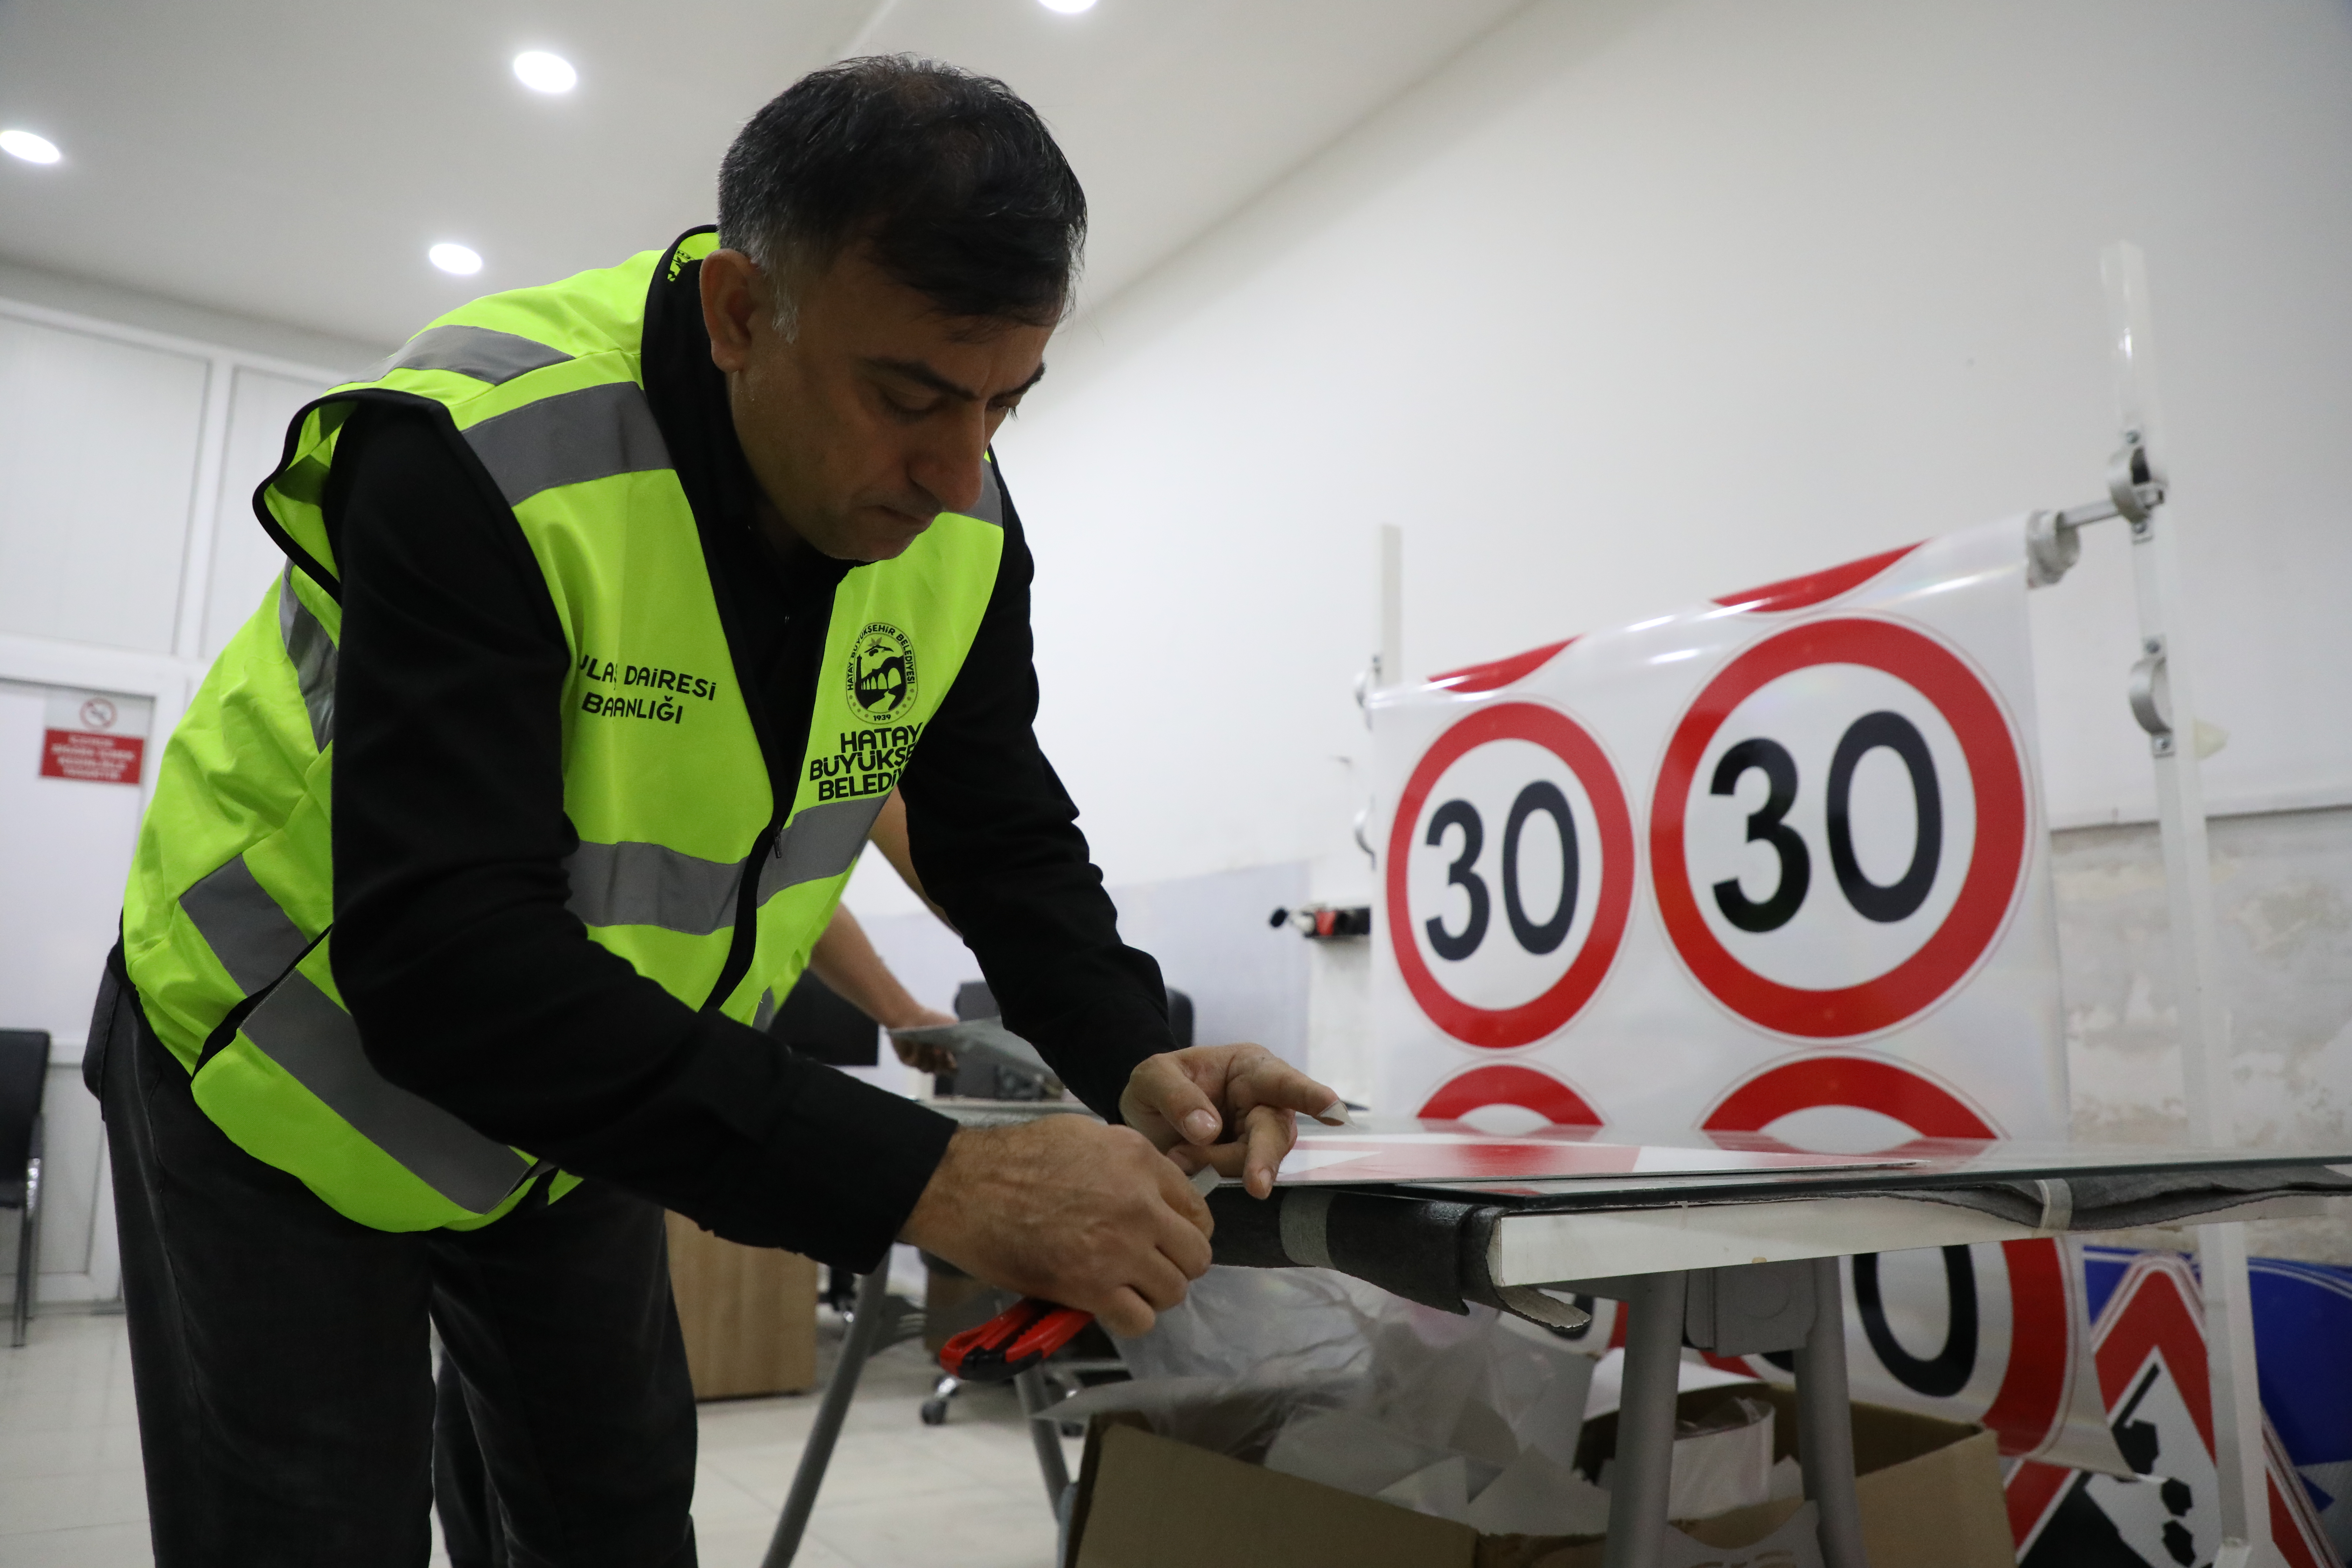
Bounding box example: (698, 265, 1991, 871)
(718, 56, 1086, 327)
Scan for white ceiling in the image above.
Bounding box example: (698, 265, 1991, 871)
(0, 0, 1526, 350)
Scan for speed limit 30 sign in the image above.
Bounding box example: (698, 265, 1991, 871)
(1385, 702, 1635, 1048)
(1651, 616, 2031, 1039)
(1372, 520, 2075, 1461)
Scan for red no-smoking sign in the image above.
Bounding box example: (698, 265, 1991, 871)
(1651, 617, 2030, 1039)
(1386, 702, 1635, 1048)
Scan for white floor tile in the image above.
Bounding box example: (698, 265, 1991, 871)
(0, 1521, 155, 1568)
(0, 1310, 1073, 1568)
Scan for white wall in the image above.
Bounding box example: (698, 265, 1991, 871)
(957, 0, 2352, 917)
(0, 270, 379, 1307)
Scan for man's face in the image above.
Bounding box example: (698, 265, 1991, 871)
(701, 242, 1052, 562)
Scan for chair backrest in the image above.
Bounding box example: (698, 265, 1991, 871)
(0, 1031, 51, 1179)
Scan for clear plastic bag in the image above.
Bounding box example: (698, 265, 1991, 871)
(1055, 1265, 1598, 1526)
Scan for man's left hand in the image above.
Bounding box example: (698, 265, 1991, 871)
(1119, 1044, 1343, 1200)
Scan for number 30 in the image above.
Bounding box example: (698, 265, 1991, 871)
(1710, 710, 1942, 933)
(1424, 783, 1580, 961)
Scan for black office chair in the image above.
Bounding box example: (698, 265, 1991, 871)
(0, 1030, 50, 1348)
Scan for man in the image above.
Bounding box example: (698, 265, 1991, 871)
(93, 57, 1334, 1564)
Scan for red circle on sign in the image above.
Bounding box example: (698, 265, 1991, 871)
(1703, 1054, 1993, 1140)
(1651, 617, 2029, 1038)
(1700, 1055, 2069, 1459)
(1387, 702, 1636, 1048)
(1419, 1064, 1601, 1126)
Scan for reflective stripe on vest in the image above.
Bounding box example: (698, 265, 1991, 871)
(562, 795, 887, 936)
(278, 568, 337, 749)
(239, 969, 532, 1212)
(179, 852, 309, 994)
(465, 381, 670, 507)
(372, 323, 575, 386)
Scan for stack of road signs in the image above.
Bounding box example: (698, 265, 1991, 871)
(2008, 1250, 2337, 1566)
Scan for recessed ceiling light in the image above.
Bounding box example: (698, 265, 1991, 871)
(1038, 0, 1098, 12)
(512, 51, 578, 94)
(429, 243, 483, 277)
(1, 129, 62, 165)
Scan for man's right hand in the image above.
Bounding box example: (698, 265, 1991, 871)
(898, 1116, 1213, 1337)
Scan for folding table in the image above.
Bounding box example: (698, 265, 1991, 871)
(766, 1113, 2352, 1568)
(1206, 1127, 2352, 1568)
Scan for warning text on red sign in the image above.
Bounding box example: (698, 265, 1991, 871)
(42, 729, 145, 785)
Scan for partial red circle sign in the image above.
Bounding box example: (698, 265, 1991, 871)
(1387, 702, 1635, 1048)
(1419, 1064, 1601, 1126)
(1703, 1054, 1993, 1140)
(1651, 617, 2029, 1038)
(1700, 1055, 2069, 1459)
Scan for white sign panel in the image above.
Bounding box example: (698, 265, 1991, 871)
(1371, 519, 2114, 1464)
(1372, 518, 2059, 1139)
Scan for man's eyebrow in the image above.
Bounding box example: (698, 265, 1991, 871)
(866, 357, 1048, 402)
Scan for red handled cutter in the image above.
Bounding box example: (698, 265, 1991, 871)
(939, 1296, 1094, 1384)
(938, 1164, 1235, 1383)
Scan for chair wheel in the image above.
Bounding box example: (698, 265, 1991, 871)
(919, 1398, 949, 1426)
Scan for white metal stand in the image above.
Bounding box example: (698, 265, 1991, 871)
(2032, 241, 2274, 1567)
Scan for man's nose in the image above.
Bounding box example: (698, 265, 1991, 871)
(910, 414, 990, 518)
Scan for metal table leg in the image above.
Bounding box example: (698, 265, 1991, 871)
(1601, 1269, 1688, 1568)
(1014, 1364, 1073, 1506)
(765, 1260, 895, 1568)
(1793, 1256, 1869, 1568)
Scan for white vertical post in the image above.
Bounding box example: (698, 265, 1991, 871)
(2101, 241, 2271, 1567)
(1376, 523, 1403, 691)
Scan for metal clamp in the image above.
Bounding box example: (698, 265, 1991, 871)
(2129, 636, 2175, 756)
(2029, 431, 2169, 588)
(2108, 428, 2167, 528)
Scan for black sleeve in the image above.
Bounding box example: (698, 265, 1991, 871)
(896, 483, 1176, 1119)
(328, 402, 953, 1266)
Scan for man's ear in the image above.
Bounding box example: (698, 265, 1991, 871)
(700, 249, 763, 373)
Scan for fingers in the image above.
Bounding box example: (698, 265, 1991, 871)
(1227, 1050, 1342, 1122)
(1238, 1102, 1297, 1199)
(1124, 1054, 1225, 1150)
(1130, 1246, 1195, 1310)
(1152, 1152, 1214, 1234)
(1097, 1285, 1157, 1339)
(1182, 1143, 1249, 1179)
(1149, 1194, 1214, 1282)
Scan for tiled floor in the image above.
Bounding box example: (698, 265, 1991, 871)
(0, 1309, 1076, 1567)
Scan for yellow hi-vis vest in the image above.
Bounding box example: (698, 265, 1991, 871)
(120, 230, 1006, 1232)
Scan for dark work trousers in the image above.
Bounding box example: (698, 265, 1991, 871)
(91, 959, 699, 1568)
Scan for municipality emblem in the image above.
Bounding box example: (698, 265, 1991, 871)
(848, 623, 916, 724)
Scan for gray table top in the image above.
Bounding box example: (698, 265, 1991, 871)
(1274, 1122, 2352, 1213)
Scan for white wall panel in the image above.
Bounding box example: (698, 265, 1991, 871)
(997, 0, 2352, 894)
(0, 315, 209, 654)
(0, 680, 153, 1048)
(202, 367, 328, 658)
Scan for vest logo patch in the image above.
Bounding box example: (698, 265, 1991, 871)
(848, 623, 917, 725)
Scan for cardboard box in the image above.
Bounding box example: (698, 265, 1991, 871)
(664, 1212, 818, 1400)
(1069, 1382, 2013, 1568)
